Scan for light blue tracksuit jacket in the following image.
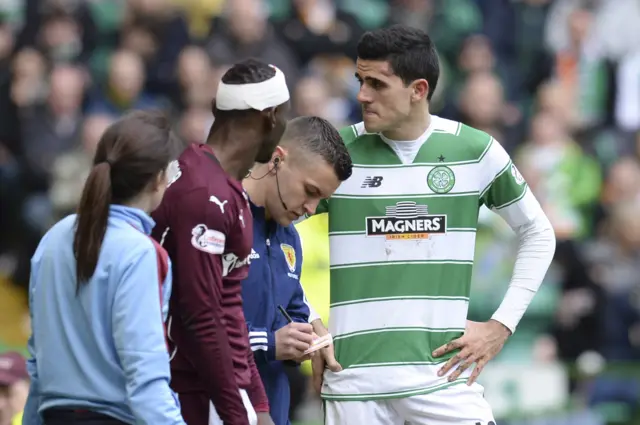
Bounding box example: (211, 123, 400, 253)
(23, 205, 185, 425)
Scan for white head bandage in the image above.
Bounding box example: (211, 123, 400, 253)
(215, 65, 290, 111)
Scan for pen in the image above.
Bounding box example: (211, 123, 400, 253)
(278, 305, 293, 323)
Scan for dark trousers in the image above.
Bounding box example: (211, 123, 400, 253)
(177, 392, 211, 425)
(42, 409, 128, 425)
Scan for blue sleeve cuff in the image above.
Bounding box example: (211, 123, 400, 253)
(266, 330, 277, 362)
(248, 327, 277, 363)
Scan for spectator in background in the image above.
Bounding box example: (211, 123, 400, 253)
(122, 0, 191, 95)
(516, 109, 602, 241)
(276, 0, 364, 66)
(11, 62, 87, 291)
(0, 11, 22, 270)
(582, 200, 640, 418)
(10, 49, 47, 109)
(173, 46, 214, 111)
(178, 107, 211, 145)
(600, 157, 640, 213)
(207, 0, 299, 88)
(86, 49, 166, 117)
(20, 64, 86, 197)
(0, 351, 29, 425)
(49, 114, 116, 221)
(293, 75, 342, 125)
(0, 11, 20, 160)
(456, 71, 519, 151)
(18, 1, 97, 66)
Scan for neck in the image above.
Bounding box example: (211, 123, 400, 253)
(122, 195, 153, 214)
(382, 108, 431, 141)
(207, 129, 261, 180)
(242, 167, 272, 220)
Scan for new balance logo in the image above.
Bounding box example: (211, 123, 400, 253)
(361, 176, 383, 188)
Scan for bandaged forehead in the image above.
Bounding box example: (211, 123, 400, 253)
(215, 65, 290, 111)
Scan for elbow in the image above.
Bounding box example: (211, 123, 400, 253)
(522, 212, 556, 251)
(540, 213, 557, 257)
(178, 306, 223, 359)
(534, 209, 556, 243)
(180, 302, 219, 334)
(124, 353, 172, 400)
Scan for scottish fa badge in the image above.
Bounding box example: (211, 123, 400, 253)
(280, 244, 296, 273)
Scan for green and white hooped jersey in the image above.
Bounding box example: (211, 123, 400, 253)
(318, 116, 533, 401)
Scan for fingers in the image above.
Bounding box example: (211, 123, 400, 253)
(285, 332, 310, 355)
(437, 355, 457, 377)
(289, 336, 312, 352)
(311, 355, 325, 394)
(322, 348, 343, 372)
(447, 355, 476, 382)
(437, 347, 467, 377)
(291, 329, 314, 345)
(467, 358, 487, 386)
(432, 337, 464, 358)
(326, 359, 343, 372)
(438, 348, 477, 381)
(289, 322, 314, 334)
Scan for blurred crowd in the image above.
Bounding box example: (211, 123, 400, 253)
(1, 0, 640, 424)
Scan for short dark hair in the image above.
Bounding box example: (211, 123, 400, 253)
(211, 58, 278, 125)
(281, 116, 353, 181)
(357, 25, 439, 100)
(74, 110, 184, 288)
(220, 58, 276, 85)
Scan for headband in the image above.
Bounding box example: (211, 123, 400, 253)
(215, 65, 290, 111)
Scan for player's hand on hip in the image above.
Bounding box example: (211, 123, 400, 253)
(311, 341, 342, 394)
(275, 322, 314, 360)
(432, 319, 511, 385)
(256, 412, 275, 425)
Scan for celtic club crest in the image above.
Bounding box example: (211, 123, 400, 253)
(427, 166, 455, 194)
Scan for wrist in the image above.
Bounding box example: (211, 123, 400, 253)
(489, 319, 512, 337)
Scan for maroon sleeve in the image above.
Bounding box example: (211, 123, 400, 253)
(245, 345, 269, 413)
(169, 188, 249, 425)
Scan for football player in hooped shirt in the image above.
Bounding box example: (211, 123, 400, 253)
(151, 59, 289, 425)
(241, 116, 351, 425)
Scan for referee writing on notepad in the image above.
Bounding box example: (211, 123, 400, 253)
(240, 117, 349, 425)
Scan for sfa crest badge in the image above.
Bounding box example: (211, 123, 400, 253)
(280, 244, 296, 273)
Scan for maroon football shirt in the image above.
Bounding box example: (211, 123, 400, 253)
(152, 143, 268, 425)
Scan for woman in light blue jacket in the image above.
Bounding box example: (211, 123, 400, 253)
(23, 110, 187, 425)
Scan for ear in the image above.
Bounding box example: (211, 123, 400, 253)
(261, 106, 277, 130)
(268, 145, 287, 172)
(152, 168, 167, 192)
(410, 79, 429, 103)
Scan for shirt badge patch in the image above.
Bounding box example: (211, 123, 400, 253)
(190, 224, 225, 254)
(280, 243, 296, 273)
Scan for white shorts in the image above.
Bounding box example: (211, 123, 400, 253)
(209, 389, 257, 425)
(324, 383, 495, 425)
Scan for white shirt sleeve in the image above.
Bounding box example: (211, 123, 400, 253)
(489, 188, 557, 333)
(477, 138, 557, 334)
(308, 303, 321, 323)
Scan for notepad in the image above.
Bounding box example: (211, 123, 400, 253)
(303, 333, 333, 355)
